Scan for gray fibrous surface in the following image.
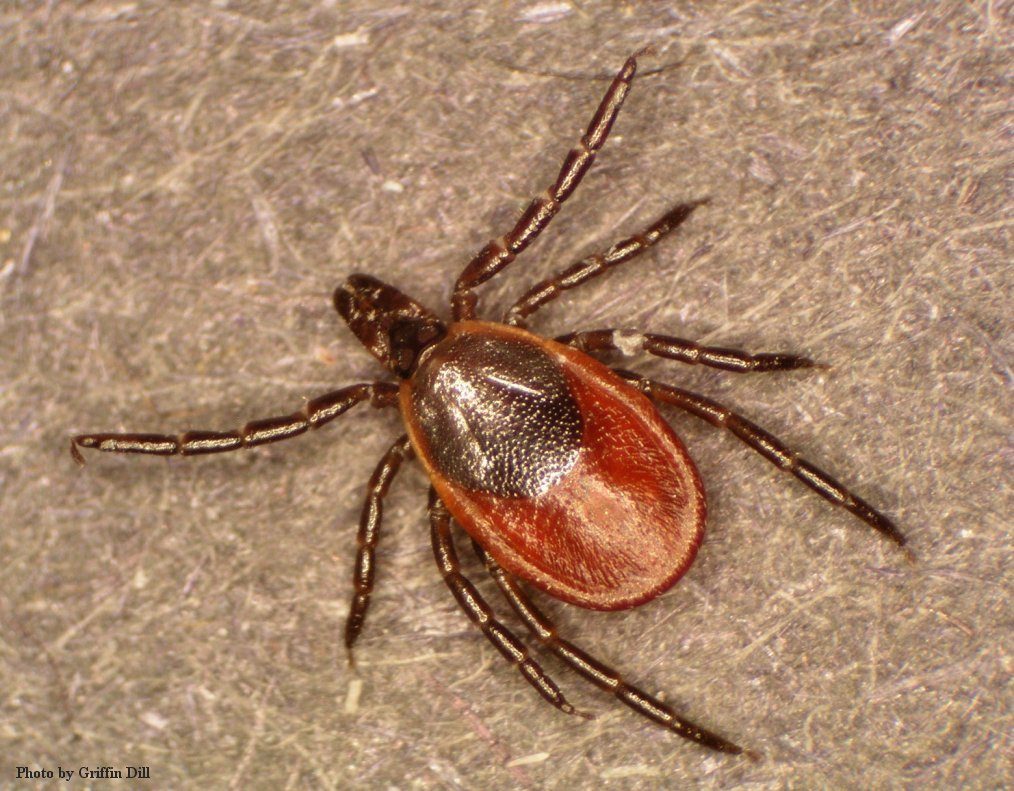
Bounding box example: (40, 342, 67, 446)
(2, 3, 1009, 789)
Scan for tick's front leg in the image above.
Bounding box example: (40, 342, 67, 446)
(71, 382, 399, 463)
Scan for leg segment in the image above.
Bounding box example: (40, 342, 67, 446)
(70, 382, 400, 463)
(429, 489, 589, 719)
(618, 371, 909, 551)
(452, 55, 640, 321)
(471, 542, 750, 756)
(505, 201, 707, 326)
(345, 435, 414, 663)
(559, 329, 820, 373)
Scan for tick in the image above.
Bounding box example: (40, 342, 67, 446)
(72, 54, 908, 756)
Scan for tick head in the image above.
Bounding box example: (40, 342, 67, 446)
(334, 274, 446, 378)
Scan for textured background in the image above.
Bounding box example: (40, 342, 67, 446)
(2, 2, 1010, 789)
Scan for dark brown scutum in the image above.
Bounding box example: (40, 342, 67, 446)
(410, 331, 582, 497)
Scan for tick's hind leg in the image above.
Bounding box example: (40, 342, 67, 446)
(452, 55, 639, 321)
(472, 541, 751, 756)
(505, 201, 707, 327)
(559, 329, 820, 373)
(344, 435, 414, 664)
(70, 382, 399, 463)
(429, 490, 590, 719)
(619, 371, 909, 552)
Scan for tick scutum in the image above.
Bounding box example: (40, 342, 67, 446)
(409, 327, 583, 498)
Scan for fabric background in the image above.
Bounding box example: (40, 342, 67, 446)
(2, 3, 1009, 789)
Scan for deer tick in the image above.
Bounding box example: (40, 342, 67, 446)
(72, 54, 908, 756)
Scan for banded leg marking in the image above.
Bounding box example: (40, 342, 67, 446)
(473, 541, 751, 756)
(429, 490, 589, 718)
(506, 201, 707, 326)
(560, 329, 820, 373)
(618, 371, 909, 551)
(344, 435, 414, 663)
(452, 55, 641, 321)
(71, 382, 400, 463)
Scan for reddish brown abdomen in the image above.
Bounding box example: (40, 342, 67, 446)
(403, 321, 705, 610)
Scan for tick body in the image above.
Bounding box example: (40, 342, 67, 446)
(402, 320, 705, 611)
(72, 54, 908, 757)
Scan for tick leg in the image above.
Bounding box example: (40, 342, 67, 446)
(470, 542, 751, 757)
(505, 201, 706, 327)
(619, 371, 909, 552)
(452, 55, 640, 321)
(70, 382, 399, 463)
(559, 329, 820, 373)
(345, 435, 414, 664)
(429, 490, 589, 719)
